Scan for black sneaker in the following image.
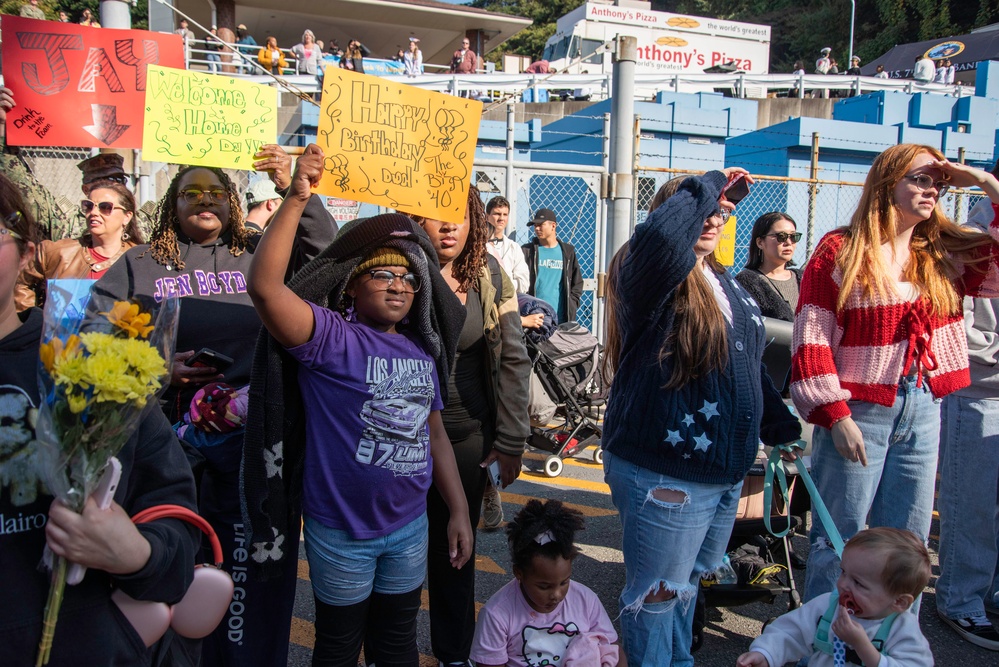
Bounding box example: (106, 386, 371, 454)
(938, 611, 999, 650)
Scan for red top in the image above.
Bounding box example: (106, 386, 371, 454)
(791, 203, 999, 429)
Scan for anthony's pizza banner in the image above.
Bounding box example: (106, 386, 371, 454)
(1, 16, 184, 148)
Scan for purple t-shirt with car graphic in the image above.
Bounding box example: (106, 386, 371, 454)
(287, 302, 443, 539)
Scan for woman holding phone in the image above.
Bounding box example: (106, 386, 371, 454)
(602, 169, 800, 666)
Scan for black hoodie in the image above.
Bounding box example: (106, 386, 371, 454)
(0, 308, 199, 666)
(93, 194, 336, 421)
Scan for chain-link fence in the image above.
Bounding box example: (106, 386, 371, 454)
(473, 163, 604, 330)
(636, 167, 988, 272)
(12, 142, 994, 335)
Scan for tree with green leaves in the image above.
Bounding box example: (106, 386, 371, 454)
(1, 0, 147, 29)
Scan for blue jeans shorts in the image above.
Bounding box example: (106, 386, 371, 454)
(303, 512, 428, 606)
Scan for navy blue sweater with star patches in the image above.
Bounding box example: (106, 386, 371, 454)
(602, 171, 800, 485)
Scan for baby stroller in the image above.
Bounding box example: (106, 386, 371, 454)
(524, 321, 606, 477)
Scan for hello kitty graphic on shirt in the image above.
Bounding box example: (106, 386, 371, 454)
(521, 622, 579, 667)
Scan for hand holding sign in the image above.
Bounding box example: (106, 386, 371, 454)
(290, 145, 325, 202)
(314, 68, 481, 225)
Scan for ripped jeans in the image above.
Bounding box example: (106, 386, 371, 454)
(604, 451, 743, 667)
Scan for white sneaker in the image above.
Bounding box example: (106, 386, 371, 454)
(481, 483, 504, 529)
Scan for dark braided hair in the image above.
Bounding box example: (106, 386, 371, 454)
(507, 499, 586, 572)
(449, 185, 489, 293)
(143, 166, 249, 269)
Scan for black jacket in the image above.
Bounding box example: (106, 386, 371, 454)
(734, 268, 802, 322)
(521, 238, 584, 323)
(0, 308, 199, 666)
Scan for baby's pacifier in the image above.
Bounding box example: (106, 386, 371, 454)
(838, 590, 861, 615)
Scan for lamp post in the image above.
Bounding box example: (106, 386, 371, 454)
(848, 0, 856, 66)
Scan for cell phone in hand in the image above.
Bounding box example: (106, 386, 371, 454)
(487, 459, 503, 489)
(188, 348, 233, 373)
(723, 174, 750, 204)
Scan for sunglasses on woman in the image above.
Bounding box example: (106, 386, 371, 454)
(81, 200, 126, 216)
(765, 231, 802, 244)
(366, 269, 421, 292)
(904, 173, 949, 198)
(179, 189, 228, 205)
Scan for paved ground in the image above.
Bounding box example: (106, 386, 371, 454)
(286, 445, 997, 666)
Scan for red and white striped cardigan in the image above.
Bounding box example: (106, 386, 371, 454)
(791, 203, 999, 429)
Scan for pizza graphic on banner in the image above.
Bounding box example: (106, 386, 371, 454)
(656, 37, 689, 47)
(667, 17, 700, 29)
(1, 15, 184, 148)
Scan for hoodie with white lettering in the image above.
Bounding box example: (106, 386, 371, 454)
(0, 307, 199, 666)
(93, 193, 336, 421)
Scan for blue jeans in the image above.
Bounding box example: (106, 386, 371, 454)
(303, 512, 428, 606)
(803, 378, 939, 610)
(206, 52, 221, 73)
(604, 451, 742, 667)
(936, 394, 999, 619)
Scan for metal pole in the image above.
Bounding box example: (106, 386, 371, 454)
(848, 0, 856, 65)
(607, 35, 637, 263)
(505, 102, 517, 239)
(956, 147, 966, 223)
(806, 132, 820, 256)
(593, 112, 612, 342)
(100, 0, 130, 29)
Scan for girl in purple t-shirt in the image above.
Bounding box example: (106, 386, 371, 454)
(471, 500, 623, 667)
(247, 144, 473, 665)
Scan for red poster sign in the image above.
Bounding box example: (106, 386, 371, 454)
(1, 16, 184, 148)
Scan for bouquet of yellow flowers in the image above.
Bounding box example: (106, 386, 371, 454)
(33, 280, 178, 666)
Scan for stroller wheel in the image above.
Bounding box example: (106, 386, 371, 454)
(544, 455, 564, 478)
(592, 447, 603, 465)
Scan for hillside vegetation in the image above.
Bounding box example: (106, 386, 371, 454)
(472, 0, 998, 71)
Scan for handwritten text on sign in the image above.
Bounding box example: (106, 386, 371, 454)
(142, 66, 277, 170)
(0, 15, 183, 148)
(314, 68, 481, 225)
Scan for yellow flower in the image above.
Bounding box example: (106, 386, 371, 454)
(67, 392, 88, 414)
(40, 335, 82, 374)
(101, 301, 155, 339)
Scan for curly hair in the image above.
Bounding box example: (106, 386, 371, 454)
(144, 166, 248, 269)
(449, 185, 489, 293)
(507, 499, 586, 572)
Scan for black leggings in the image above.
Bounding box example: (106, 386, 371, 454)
(312, 588, 422, 667)
(426, 425, 492, 663)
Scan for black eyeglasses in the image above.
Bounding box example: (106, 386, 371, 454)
(765, 232, 802, 244)
(366, 269, 421, 293)
(81, 200, 126, 216)
(179, 189, 228, 205)
(904, 174, 949, 198)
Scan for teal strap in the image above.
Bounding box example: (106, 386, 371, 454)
(763, 441, 846, 557)
(872, 612, 899, 651)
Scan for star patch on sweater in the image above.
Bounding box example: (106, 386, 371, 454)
(693, 432, 712, 452)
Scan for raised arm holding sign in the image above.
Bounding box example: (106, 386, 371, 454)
(314, 68, 482, 225)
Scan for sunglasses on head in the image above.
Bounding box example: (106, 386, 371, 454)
(80, 200, 125, 215)
(765, 231, 802, 243)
